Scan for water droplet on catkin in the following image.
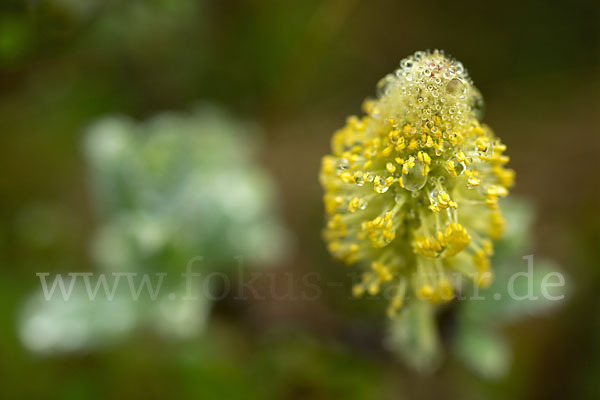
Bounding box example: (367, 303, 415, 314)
(446, 79, 465, 96)
(401, 161, 428, 191)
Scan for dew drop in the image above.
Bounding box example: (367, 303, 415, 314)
(446, 79, 465, 96)
(375, 177, 389, 194)
(428, 189, 439, 205)
(377, 74, 395, 97)
(401, 161, 428, 191)
(355, 174, 365, 186)
(336, 159, 349, 175)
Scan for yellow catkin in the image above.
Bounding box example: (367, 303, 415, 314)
(319, 50, 514, 315)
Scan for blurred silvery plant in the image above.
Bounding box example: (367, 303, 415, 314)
(19, 105, 289, 354)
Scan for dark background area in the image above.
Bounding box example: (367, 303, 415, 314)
(0, 0, 598, 398)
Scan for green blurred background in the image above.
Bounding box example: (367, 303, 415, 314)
(0, 0, 599, 398)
